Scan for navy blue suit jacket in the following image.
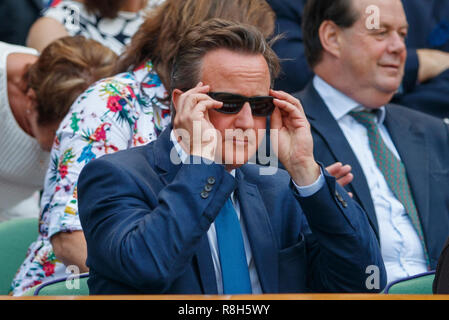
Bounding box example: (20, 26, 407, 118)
(268, 0, 449, 118)
(77, 128, 386, 294)
(0, 0, 43, 46)
(297, 83, 449, 269)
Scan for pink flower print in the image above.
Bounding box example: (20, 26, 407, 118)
(107, 96, 123, 113)
(92, 123, 111, 142)
(42, 261, 55, 277)
(59, 165, 69, 179)
(127, 86, 137, 99)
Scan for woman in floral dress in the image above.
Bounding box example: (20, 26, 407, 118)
(11, 0, 277, 295)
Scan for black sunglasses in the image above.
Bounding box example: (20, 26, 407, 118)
(207, 92, 275, 117)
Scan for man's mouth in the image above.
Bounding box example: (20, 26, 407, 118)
(379, 63, 400, 70)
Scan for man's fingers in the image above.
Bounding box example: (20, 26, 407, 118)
(336, 164, 352, 179)
(270, 89, 301, 106)
(177, 83, 210, 112)
(273, 98, 296, 113)
(178, 93, 214, 115)
(195, 99, 223, 114)
(270, 89, 305, 113)
(327, 163, 352, 179)
(326, 162, 343, 175)
(270, 107, 283, 130)
(337, 173, 354, 187)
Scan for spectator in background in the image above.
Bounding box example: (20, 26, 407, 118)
(296, 0, 449, 284)
(0, 0, 43, 46)
(0, 36, 116, 224)
(268, 0, 449, 121)
(26, 0, 150, 54)
(11, 0, 277, 296)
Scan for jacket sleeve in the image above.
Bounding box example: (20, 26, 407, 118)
(293, 168, 387, 293)
(78, 156, 235, 293)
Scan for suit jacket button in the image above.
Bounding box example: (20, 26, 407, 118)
(207, 177, 216, 185)
(201, 191, 209, 199)
(335, 191, 343, 202)
(204, 184, 213, 192)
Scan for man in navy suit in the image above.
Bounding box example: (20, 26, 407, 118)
(77, 19, 385, 295)
(296, 0, 449, 284)
(268, 0, 449, 120)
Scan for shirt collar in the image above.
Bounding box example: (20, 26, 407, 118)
(313, 75, 386, 125)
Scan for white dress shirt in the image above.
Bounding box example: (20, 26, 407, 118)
(170, 130, 324, 293)
(313, 76, 427, 283)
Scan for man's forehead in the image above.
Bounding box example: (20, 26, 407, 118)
(200, 49, 271, 91)
(352, 0, 406, 23)
(201, 49, 268, 73)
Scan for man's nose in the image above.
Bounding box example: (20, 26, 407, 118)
(234, 102, 255, 129)
(388, 31, 406, 54)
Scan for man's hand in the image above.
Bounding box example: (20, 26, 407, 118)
(173, 82, 222, 161)
(326, 162, 354, 197)
(270, 89, 320, 186)
(326, 162, 353, 187)
(417, 49, 449, 83)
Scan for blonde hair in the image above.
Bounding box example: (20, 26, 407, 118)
(117, 0, 276, 89)
(26, 36, 118, 125)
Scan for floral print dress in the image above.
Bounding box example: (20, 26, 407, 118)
(10, 61, 171, 295)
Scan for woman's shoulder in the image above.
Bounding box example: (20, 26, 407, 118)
(65, 72, 138, 113)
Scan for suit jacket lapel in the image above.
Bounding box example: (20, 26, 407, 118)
(154, 127, 183, 184)
(384, 106, 430, 243)
(235, 169, 279, 293)
(298, 83, 379, 237)
(153, 128, 217, 293)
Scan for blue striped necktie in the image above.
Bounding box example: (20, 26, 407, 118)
(215, 198, 252, 294)
(350, 110, 430, 269)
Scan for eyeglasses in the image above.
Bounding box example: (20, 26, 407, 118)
(207, 92, 275, 117)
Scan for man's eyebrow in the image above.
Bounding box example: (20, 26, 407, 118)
(366, 23, 409, 33)
(377, 22, 410, 30)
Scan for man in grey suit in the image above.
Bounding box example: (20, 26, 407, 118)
(296, 0, 449, 284)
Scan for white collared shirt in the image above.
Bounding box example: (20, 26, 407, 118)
(170, 130, 324, 293)
(313, 75, 427, 284)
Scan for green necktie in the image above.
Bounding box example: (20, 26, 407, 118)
(349, 110, 430, 269)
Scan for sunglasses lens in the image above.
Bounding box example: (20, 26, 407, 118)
(251, 98, 275, 117)
(208, 93, 244, 114)
(208, 92, 274, 116)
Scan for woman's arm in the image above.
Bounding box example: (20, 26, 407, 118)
(26, 17, 69, 52)
(51, 230, 89, 273)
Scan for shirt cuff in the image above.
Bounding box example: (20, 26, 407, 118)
(292, 167, 325, 197)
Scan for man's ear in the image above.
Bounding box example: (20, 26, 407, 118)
(171, 89, 184, 114)
(318, 20, 343, 59)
